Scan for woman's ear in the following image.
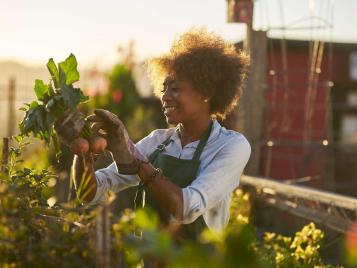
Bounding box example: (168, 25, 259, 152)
(202, 96, 211, 103)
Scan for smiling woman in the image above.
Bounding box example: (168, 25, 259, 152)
(58, 28, 251, 247)
(148, 28, 249, 119)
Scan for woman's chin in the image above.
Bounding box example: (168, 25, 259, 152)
(165, 116, 179, 125)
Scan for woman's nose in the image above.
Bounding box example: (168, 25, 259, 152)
(161, 89, 172, 102)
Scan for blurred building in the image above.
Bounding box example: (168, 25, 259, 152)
(237, 38, 357, 196)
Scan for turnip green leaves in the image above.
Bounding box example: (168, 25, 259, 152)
(19, 54, 89, 143)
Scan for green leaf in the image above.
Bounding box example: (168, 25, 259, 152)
(34, 79, 49, 101)
(45, 98, 55, 112)
(45, 113, 54, 133)
(45, 112, 54, 129)
(19, 104, 40, 134)
(47, 58, 60, 88)
(35, 107, 45, 131)
(58, 53, 80, 86)
(52, 132, 60, 152)
(134, 208, 159, 231)
(59, 84, 80, 110)
(59, 85, 88, 111)
(19, 103, 31, 112)
(14, 135, 24, 143)
(30, 101, 39, 108)
(78, 89, 89, 103)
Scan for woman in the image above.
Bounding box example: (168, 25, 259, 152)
(62, 28, 251, 237)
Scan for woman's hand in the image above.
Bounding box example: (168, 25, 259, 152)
(54, 110, 86, 147)
(86, 109, 140, 174)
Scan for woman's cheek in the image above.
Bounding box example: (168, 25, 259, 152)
(172, 91, 179, 99)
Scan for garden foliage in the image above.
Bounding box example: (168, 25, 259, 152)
(0, 144, 335, 267)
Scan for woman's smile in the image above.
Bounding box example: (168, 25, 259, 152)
(163, 105, 178, 115)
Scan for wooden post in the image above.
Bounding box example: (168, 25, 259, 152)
(7, 77, 16, 137)
(227, 0, 267, 176)
(1, 137, 10, 174)
(96, 204, 110, 268)
(240, 28, 268, 176)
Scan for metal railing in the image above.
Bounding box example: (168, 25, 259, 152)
(240, 175, 357, 233)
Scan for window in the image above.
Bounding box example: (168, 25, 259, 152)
(341, 114, 357, 144)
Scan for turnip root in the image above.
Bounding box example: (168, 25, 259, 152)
(70, 137, 90, 155)
(90, 136, 107, 154)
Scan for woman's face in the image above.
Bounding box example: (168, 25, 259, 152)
(161, 75, 210, 125)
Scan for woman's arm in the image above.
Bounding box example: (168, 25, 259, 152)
(72, 150, 183, 214)
(84, 109, 183, 212)
(181, 136, 251, 224)
(72, 153, 143, 205)
(138, 162, 183, 220)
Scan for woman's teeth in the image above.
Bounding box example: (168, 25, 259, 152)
(165, 107, 177, 111)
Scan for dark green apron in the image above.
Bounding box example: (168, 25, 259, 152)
(136, 122, 213, 241)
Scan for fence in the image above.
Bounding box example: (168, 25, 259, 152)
(0, 80, 35, 138)
(240, 174, 357, 234)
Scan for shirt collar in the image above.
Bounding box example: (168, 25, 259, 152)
(170, 119, 221, 149)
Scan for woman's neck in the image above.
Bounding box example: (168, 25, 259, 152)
(179, 116, 212, 147)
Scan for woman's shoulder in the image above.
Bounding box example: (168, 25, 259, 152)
(214, 123, 251, 155)
(135, 127, 176, 153)
(146, 127, 176, 141)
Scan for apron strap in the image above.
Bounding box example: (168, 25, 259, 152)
(148, 135, 172, 163)
(149, 121, 213, 163)
(192, 121, 213, 162)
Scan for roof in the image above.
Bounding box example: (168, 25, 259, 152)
(235, 37, 357, 52)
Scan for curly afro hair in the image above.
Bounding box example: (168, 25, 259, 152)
(147, 28, 249, 119)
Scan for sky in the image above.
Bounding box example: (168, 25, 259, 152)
(0, 0, 356, 69)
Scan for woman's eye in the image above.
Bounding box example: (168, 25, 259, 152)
(160, 85, 167, 93)
(160, 87, 179, 93)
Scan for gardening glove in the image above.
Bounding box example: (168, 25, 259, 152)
(86, 109, 148, 174)
(54, 110, 86, 147)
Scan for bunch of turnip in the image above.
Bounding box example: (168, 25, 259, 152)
(20, 54, 107, 156)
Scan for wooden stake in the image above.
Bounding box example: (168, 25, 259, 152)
(1, 137, 10, 174)
(1, 137, 10, 173)
(7, 78, 16, 137)
(96, 203, 110, 268)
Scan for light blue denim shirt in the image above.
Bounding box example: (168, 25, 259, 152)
(91, 120, 251, 231)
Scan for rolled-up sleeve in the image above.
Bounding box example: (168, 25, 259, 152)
(181, 136, 251, 224)
(89, 162, 140, 205)
(88, 129, 171, 205)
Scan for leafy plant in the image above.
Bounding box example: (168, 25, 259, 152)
(111, 191, 336, 268)
(19, 54, 89, 144)
(229, 188, 251, 225)
(0, 140, 96, 268)
(260, 222, 333, 268)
